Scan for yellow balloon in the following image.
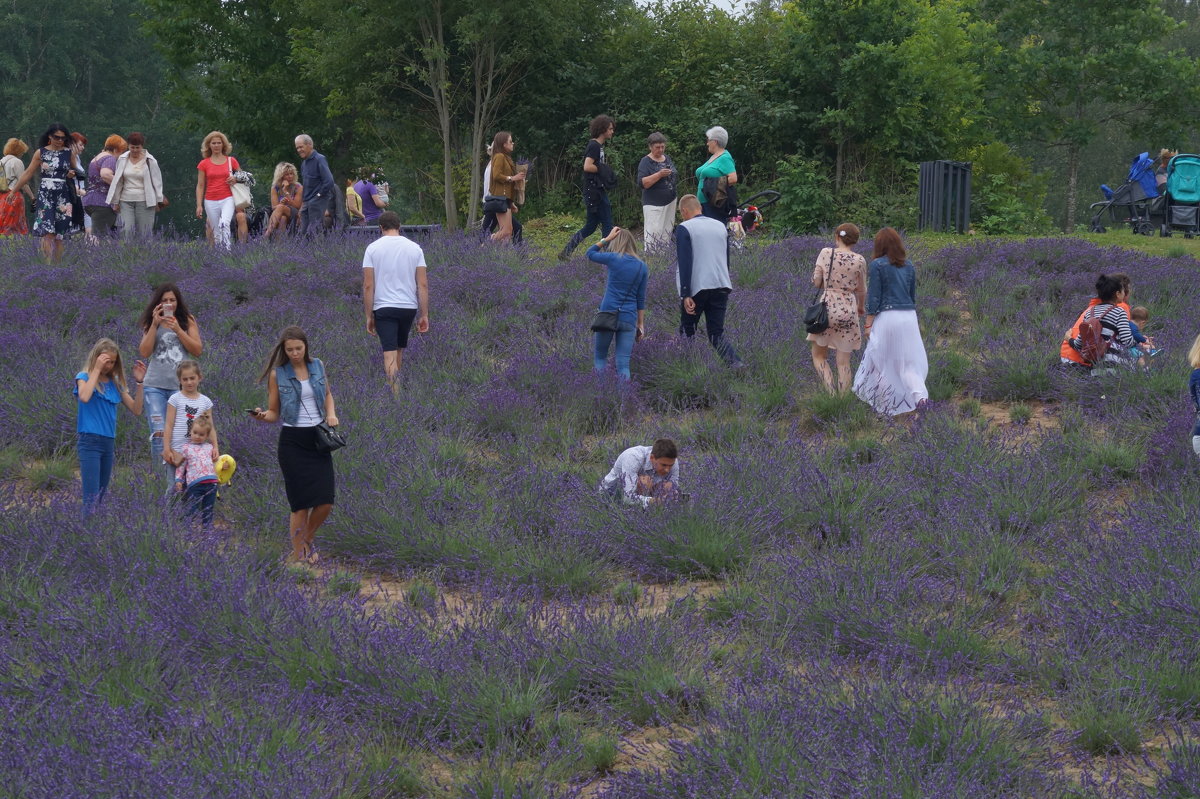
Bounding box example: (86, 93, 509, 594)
(215, 454, 237, 485)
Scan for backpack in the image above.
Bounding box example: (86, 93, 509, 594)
(1077, 316, 1109, 366)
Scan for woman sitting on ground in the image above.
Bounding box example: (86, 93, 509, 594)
(1059, 273, 1136, 370)
(266, 162, 303, 239)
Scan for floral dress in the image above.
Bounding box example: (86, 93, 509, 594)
(33, 147, 74, 238)
(806, 247, 866, 352)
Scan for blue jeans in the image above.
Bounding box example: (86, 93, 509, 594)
(594, 319, 636, 379)
(78, 433, 115, 515)
(563, 192, 613, 255)
(143, 386, 175, 486)
(183, 482, 218, 529)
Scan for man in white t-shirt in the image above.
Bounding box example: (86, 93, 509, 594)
(362, 211, 430, 392)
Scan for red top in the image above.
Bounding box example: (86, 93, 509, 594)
(197, 156, 240, 202)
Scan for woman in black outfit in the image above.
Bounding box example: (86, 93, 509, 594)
(251, 326, 339, 563)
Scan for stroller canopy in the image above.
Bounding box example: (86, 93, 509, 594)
(1128, 152, 1159, 199)
(1167, 154, 1200, 204)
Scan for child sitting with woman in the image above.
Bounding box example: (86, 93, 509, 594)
(1128, 306, 1160, 361)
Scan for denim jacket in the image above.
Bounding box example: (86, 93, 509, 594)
(276, 358, 327, 426)
(865, 257, 917, 315)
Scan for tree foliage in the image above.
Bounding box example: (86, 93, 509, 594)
(2, 0, 1195, 233)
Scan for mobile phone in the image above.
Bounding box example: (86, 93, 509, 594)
(244, 408, 259, 415)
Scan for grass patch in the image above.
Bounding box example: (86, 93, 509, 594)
(1008, 403, 1033, 424)
(799, 390, 876, 433)
(326, 570, 361, 598)
(26, 458, 74, 490)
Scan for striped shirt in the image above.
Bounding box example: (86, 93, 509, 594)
(1073, 302, 1134, 360)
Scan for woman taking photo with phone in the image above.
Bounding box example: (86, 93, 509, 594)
(138, 284, 204, 485)
(250, 326, 339, 564)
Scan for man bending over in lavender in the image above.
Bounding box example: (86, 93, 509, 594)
(599, 438, 680, 507)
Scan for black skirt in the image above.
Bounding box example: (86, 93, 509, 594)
(278, 426, 336, 512)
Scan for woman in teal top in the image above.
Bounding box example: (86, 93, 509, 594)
(695, 125, 737, 221)
(75, 338, 146, 514)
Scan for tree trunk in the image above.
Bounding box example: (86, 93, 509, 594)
(1064, 141, 1080, 233)
(467, 38, 522, 228)
(419, 2, 458, 230)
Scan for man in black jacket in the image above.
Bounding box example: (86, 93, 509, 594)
(559, 115, 616, 260)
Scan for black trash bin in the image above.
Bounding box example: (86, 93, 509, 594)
(918, 160, 971, 234)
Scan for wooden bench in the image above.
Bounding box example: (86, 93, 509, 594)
(343, 224, 443, 239)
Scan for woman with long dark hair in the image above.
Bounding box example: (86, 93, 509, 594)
(6, 122, 78, 261)
(488, 131, 524, 243)
(138, 284, 203, 485)
(852, 227, 929, 415)
(251, 326, 339, 563)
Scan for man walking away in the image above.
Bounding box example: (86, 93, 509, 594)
(675, 194, 742, 366)
(362, 211, 430, 395)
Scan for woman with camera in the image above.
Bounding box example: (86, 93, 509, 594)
(138, 283, 204, 485)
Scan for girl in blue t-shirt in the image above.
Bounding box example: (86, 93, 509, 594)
(1189, 334, 1200, 460)
(75, 338, 145, 514)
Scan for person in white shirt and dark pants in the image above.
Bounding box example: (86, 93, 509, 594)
(362, 211, 430, 395)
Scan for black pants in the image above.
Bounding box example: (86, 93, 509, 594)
(480, 210, 523, 243)
(680, 288, 741, 365)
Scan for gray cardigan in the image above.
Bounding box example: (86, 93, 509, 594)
(105, 151, 165, 208)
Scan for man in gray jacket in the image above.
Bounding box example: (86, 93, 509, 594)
(675, 194, 742, 366)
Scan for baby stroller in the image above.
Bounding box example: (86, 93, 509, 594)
(733, 190, 781, 233)
(727, 189, 780, 249)
(1159, 153, 1200, 238)
(1088, 152, 1159, 235)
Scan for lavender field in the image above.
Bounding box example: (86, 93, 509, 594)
(2, 232, 1199, 797)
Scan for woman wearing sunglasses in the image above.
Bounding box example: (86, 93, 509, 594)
(6, 122, 78, 261)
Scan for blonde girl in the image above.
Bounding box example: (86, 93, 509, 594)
(267, 162, 302, 238)
(74, 339, 146, 514)
(163, 360, 218, 484)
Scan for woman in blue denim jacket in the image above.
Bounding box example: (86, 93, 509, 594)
(251, 326, 339, 563)
(852, 227, 929, 415)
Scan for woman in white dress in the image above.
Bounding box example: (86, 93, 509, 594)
(852, 227, 929, 415)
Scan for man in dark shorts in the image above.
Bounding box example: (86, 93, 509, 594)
(559, 114, 615, 260)
(361, 211, 430, 394)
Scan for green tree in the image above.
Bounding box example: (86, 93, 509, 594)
(143, 0, 347, 170)
(980, 0, 1195, 231)
(779, 0, 990, 192)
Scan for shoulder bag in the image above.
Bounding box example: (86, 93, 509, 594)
(229, 158, 252, 210)
(314, 421, 346, 453)
(591, 259, 640, 333)
(803, 248, 834, 335)
(482, 194, 509, 214)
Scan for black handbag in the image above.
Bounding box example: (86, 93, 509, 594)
(482, 194, 509, 214)
(314, 421, 346, 453)
(590, 310, 620, 332)
(803, 249, 834, 335)
(590, 260, 637, 333)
